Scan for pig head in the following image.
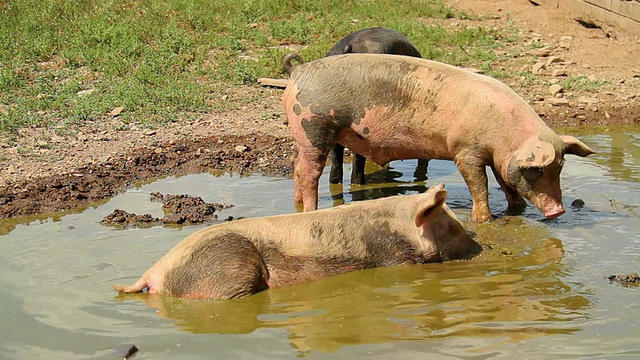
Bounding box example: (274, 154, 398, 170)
(502, 133, 594, 219)
(283, 53, 594, 221)
(113, 184, 481, 300)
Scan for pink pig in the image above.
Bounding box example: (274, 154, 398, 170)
(283, 54, 594, 221)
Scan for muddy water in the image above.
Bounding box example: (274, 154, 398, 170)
(1, 129, 639, 359)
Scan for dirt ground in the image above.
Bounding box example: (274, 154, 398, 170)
(1, 0, 639, 218)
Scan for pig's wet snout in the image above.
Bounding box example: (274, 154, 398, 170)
(544, 205, 565, 219)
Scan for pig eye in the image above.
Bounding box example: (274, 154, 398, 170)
(523, 167, 543, 182)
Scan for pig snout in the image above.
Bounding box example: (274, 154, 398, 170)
(543, 203, 565, 219)
(531, 192, 565, 219)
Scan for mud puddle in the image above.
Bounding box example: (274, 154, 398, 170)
(0, 130, 639, 359)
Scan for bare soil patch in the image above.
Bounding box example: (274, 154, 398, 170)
(1, 0, 639, 219)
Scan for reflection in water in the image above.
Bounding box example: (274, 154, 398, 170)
(590, 131, 640, 183)
(116, 220, 591, 355)
(328, 162, 430, 207)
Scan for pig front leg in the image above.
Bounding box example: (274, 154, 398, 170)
(455, 153, 493, 222)
(491, 167, 527, 215)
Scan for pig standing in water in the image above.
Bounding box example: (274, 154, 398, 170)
(283, 27, 428, 185)
(114, 184, 481, 300)
(283, 54, 594, 221)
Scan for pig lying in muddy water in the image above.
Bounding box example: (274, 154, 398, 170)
(283, 27, 427, 185)
(114, 184, 481, 300)
(283, 54, 594, 221)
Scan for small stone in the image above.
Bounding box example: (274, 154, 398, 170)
(552, 69, 568, 77)
(0, 104, 8, 115)
(560, 35, 573, 41)
(549, 78, 560, 84)
(248, 22, 259, 28)
(587, 74, 597, 81)
(113, 344, 139, 359)
(109, 107, 125, 117)
(545, 56, 563, 67)
(549, 84, 564, 95)
(235, 145, 249, 153)
(36, 140, 48, 148)
(534, 94, 545, 101)
(162, 213, 184, 224)
(526, 45, 553, 56)
(221, 95, 228, 101)
(77, 133, 88, 141)
(571, 199, 585, 208)
(76, 88, 95, 96)
(578, 96, 599, 104)
(547, 97, 570, 106)
(154, 147, 163, 154)
(532, 61, 546, 74)
(144, 130, 156, 136)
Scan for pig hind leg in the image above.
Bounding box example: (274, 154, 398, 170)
(329, 144, 345, 184)
(296, 146, 330, 211)
(163, 234, 269, 299)
(414, 159, 429, 182)
(350, 153, 367, 185)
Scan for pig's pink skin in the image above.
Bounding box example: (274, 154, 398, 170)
(113, 185, 483, 300)
(283, 54, 594, 221)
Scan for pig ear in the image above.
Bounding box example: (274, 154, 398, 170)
(414, 184, 447, 228)
(515, 138, 556, 168)
(560, 135, 595, 157)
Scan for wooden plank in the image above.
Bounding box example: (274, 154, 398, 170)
(547, 0, 640, 35)
(610, 0, 640, 23)
(257, 78, 289, 88)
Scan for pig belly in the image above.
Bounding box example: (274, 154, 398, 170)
(337, 124, 452, 166)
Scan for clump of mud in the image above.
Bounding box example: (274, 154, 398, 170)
(101, 209, 161, 228)
(150, 192, 233, 224)
(608, 273, 640, 285)
(101, 193, 234, 228)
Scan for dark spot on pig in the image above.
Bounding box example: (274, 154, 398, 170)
(164, 233, 269, 299)
(525, 152, 536, 162)
(300, 116, 340, 152)
(362, 127, 370, 135)
(541, 154, 549, 163)
(292, 56, 435, 136)
(260, 247, 365, 287)
(309, 223, 324, 239)
(360, 221, 426, 266)
(293, 104, 301, 115)
(430, 104, 438, 113)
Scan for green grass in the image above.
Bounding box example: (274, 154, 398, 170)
(559, 76, 610, 92)
(0, 0, 517, 134)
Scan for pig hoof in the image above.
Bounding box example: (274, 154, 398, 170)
(472, 213, 493, 222)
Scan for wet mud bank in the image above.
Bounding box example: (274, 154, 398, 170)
(0, 134, 293, 218)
